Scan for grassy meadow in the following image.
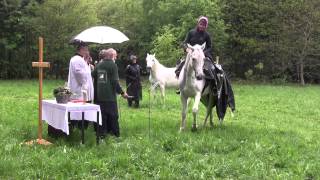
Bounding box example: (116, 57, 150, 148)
(0, 79, 319, 179)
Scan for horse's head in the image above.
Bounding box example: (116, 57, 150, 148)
(186, 43, 206, 80)
(146, 53, 157, 72)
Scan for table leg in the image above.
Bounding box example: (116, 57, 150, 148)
(82, 112, 84, 144)
(96, 111, 99, 145)
(68, 112, 71, 134)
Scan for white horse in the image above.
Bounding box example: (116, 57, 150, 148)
(179, 43, 207, 131)
(146, 53, 179, 103)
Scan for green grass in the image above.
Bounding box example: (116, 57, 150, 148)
(0, 79, 319, 179)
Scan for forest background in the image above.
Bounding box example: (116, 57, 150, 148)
(1, 0, 319, 85)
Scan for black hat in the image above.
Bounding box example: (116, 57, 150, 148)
(76, 42, 88, 51)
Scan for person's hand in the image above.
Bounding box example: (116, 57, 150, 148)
(121, 92, 129, 99)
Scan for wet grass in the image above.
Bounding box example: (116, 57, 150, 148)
(0, 79, 319, 179)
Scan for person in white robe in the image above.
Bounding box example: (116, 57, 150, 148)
(67, 44, 94, 102)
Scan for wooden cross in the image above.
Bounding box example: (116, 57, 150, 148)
(26, 37, 51, 145)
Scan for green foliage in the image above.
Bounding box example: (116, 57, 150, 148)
(0, 0, 33, 79)
(244, 69, 253, 80)
(151, 25, 183, 66)
(222, 0, 320, 83)
(95, 0, 227, 67)
(28, 0, 99, 77)
(0, 0, 99, 79)
(223, 0, 280, 78)
(0, 0, 319, 83)
(146, 0, 227, 66)
(0, 80, 320, 178)
(53, 86, 72, 97)
(276, 0, 320, 85)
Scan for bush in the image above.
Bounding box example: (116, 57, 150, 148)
(151, 25, 184, 67)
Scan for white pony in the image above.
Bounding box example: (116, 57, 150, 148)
(179, 43, 206, 131)
(146, 53, 179, 102)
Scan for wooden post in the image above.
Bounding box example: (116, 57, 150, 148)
(25, 37, 51, 145)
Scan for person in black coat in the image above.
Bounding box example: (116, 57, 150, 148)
(175, 16, 213, 78)
(125, 55, 142, 108)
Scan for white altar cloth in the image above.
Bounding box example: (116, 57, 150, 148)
(42, 100, 102, 135)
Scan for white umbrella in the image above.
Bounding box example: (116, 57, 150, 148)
(72, 26, 129, 44)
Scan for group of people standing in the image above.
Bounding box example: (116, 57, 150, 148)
(66, 15, 216, 138)
(67, 45, 142, 138)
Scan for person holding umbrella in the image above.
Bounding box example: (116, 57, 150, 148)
(66, 43, 94, 130)
(67, 43, 94, 102)
(125, 55, 142, 108)
(92, 48, 128, 138)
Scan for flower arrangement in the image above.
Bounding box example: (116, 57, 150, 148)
(53, 86, 72, 104)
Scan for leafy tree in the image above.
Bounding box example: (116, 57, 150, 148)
(1, 0, 319, 83)
(223, 0, 320, 83)
(277, 0, 320, 85)
(0, 0, 30, 78)
(151, 25, 183, 66)
(223, 0, 280, 79)
(26, 0, 99, 79)
(147, 0, 228, 66)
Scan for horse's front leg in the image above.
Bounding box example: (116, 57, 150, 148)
(160, 84, 165, 105)
(192, 92, 202, 131)
(150, 80, 159, 101)
(150, 84, 156, 99)
(180, 95, 188, 132)
(203, 107, 212, 127)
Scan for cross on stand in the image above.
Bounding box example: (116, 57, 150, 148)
(25, 37, 52, 145)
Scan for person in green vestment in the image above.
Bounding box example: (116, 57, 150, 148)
(92, 48, 128, 138)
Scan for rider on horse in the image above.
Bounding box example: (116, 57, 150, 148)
(175, 16, 220, 90)
(175, 16, 235, 117)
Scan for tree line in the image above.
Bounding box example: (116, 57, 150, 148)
(1, 0, 319, 85)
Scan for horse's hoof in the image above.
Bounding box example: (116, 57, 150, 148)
(219, 119, 223, 126)
(191, 125, 197, 132)
(179, 127, 184, 132)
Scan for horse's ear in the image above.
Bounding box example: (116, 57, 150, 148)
(201, 42, 206, 50)
(187, 43, 193, 50)
(152, 53, 155, 57)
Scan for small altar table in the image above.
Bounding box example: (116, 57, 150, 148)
(42, 100, 102, 144)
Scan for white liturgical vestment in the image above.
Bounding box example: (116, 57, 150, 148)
(67, 55, 94, 101)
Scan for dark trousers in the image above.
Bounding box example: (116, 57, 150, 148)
(96, 101, 120, 137)
(128, 99, 139, 108)
(48, 125, 68, 138)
